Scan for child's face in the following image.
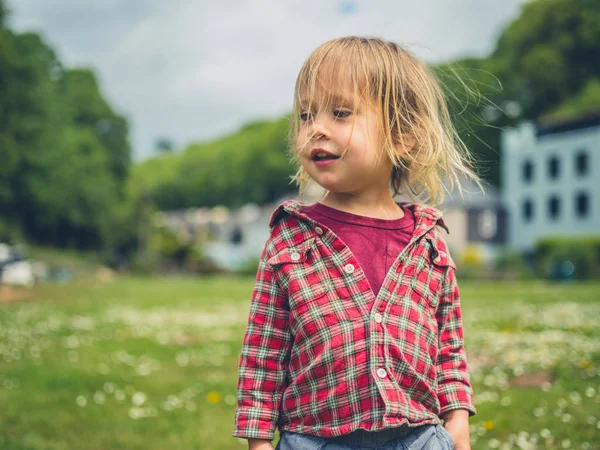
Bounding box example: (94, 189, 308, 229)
(296, 89, 394, 196)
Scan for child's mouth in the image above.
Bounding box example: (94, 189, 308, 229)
(310, 149, 340, 161)
(312, 155, 340, 167)
(313, 154, 339, 161)
(310, 149, 340, 167)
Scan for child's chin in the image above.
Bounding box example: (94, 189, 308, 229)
(314, 180, 342, 192)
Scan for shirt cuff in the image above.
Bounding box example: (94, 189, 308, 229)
(233, 406, 277, 440)
(438, 382, 477, 417)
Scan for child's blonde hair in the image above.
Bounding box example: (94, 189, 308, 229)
(289, 36, 482, 207)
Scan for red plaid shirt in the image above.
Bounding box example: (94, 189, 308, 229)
(233, 199, 476, 440)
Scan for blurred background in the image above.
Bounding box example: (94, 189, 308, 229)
(0, 1, 599, 449)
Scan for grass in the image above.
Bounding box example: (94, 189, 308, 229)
(0, 276, 599, 450)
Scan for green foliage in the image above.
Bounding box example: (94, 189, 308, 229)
(0, 30, 63, 210)
(494, 249, 536, 280)
(542, 77, 600, 122)
(534, 236, 600, 280)
(129, 248, 162, 275)
(128, 153, 182, 199)
(236, 257, 261, 276)
(433, 0, 600, 187)
(149, 224, 184, 260)
(138, 220, 225, 275)
(131, 117, 295, 210)
(0, 10, 132, 252)
(0, 216, 23, 243)
(62, 69, 131, 183)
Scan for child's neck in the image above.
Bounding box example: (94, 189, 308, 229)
(319, 192, 404, 220)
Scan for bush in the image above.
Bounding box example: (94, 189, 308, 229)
(494, 249, 536, 280)
(454, 244, 486, 280)
(534, 236, 600, 280)
(130, 249, 162, 275)
(236, 257, 260, 276)
(0, 218, 24, 245)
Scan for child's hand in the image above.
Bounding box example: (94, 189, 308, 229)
(441, 409, 471, 450)
(247, 438, 274, 450)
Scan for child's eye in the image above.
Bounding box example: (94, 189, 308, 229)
(333, 109, 351, 119)
(299, 112, 313, 122)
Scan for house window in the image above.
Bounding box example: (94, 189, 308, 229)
(575, 192, 589, 218)
(548, 155, 560, 180)
(478, 209, 497, 239)
(575, 151, 588, 176)
(230, 226, 243, 244)
(548, 195, 561, 220)
(523, 160, 534, 184)
(522, 199, 534, 222)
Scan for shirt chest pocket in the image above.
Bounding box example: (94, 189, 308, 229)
(267, 237, 331, 303)
(267, 239, 354, 341)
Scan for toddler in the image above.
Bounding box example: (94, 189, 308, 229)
(233, 36, 479, 450)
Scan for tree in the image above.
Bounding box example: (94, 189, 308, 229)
(0, 31, 65, 239)
(155, 137, 175, 154)
(493, 0, 600, 118)
(434, 0, 600, 187)
(0, 0, 6, 26)
(0, 7, 133, 250)
(61, 69, 131, 189)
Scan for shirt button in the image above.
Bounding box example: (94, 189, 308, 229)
(373, 313, 383, 323)
(290, 252, 301, 261)
(376, 368, 387, 379)
(315, 226, 324, 235)
(344, 264, 355, 274)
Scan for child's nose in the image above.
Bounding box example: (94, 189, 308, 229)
(309, 115, 331, 140)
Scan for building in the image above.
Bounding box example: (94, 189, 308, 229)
(202, 202, 272, 271)
(501, 114, 600, 252)
(432, 177, 507, 262)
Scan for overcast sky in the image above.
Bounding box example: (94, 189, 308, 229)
(9, 0, 527, 161)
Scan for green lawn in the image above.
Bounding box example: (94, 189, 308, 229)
(0, 277, 599, 450)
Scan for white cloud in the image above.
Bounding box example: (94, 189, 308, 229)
(8, 0, 527, 160)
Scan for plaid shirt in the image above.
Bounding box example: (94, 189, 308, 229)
(233, 199, 476, 440)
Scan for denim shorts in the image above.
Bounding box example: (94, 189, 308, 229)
(275, 424, 455, 450)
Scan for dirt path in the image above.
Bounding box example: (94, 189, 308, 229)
(0, 286, 31, 304)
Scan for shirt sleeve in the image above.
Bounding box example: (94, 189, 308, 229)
(233, 242, 293, 440)
(435, 267, 477, 417)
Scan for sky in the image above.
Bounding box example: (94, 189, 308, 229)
(9, 0, 527, 161)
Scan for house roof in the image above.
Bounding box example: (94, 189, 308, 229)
(442, 176, 501, 209)
(537, 110, 600, 137)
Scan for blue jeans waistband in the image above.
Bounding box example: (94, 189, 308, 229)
(328, 424, 426, 446)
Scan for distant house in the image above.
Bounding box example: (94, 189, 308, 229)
(165, 176, 508, 271)
(0, 243, 35, 287)
(202, 202, 274, 271)
(202, 184, 331, 271)
(427, 178, 507, 261)
(501, 113, 600, 251)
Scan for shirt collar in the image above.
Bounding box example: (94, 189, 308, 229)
(269, 199, 449, 234)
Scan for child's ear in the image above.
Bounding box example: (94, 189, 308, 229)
(395, 133, 416, 157)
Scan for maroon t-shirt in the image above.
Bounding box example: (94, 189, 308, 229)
(300, 202, 415, 298)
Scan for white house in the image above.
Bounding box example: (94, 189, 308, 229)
(202, 202, 273, 271)
(501, 114, 600, 252)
